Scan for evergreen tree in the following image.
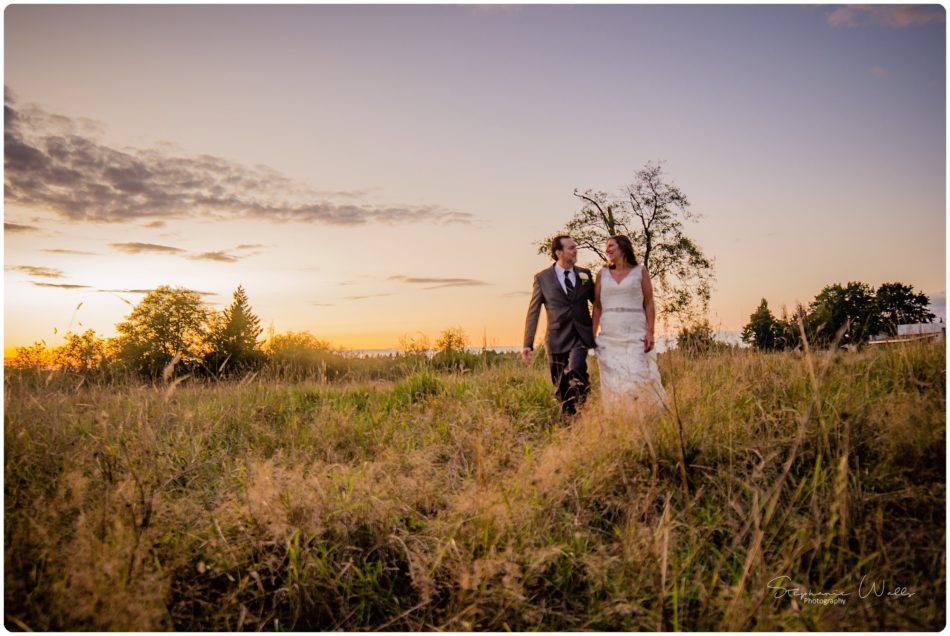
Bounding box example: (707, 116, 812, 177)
(741, 299, 780, 351)
(207, 285, 264, 374)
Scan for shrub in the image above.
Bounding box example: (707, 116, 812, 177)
(264, 331, 349, 381)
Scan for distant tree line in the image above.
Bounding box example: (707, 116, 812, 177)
(741, 281, 936, 351)
(7, 285, 511, 383)
(14, 279, 931, 380)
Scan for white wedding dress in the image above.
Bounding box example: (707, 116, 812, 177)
(595, 265, 667, 410)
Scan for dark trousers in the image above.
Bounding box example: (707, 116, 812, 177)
(548, 334, 590, 415)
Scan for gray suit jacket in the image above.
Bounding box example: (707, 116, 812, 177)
(523, 265, 596, 354)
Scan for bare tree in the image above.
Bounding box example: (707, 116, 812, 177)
(538, 161, 714, 328)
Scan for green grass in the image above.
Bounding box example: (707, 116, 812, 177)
(4, 343, 945, 630)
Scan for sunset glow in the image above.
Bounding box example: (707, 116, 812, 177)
(5, 5, 946, 355)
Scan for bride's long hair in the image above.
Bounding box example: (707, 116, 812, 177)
(606, 235, 638, 269)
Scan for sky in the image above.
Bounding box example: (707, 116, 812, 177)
(3, 4, 946, 353)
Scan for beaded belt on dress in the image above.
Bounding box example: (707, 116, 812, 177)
(603, 307, 643, 312)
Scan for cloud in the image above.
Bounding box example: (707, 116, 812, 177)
(188, 250, 241, 263)
(98, 288, 156, 294)
(97, 288, 218, 297)
(501, 290, 530, 297)
(142, 220, 166, 228)
(4, 222, 41, 233)
(827, 5, 945, 28)
(43, 248, 97, 255)
(388, 275, 489, 289)
(6, 265, 64, 278)
(32, 282, 90, 289)
(110, 241, 253, 262)
(310, 187, 378, 199)
(111, 242, 186, 254)
(230, 243, 266, 257)
(4, 96, 474, 227)
(313, 302, 335, 307)
(345, 294, 391, 300)
(870, 65, 890, 77)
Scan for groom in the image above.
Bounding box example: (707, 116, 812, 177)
(522, 235, 597, 416)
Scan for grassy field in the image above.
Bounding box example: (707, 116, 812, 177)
(4, 342, 945, 630)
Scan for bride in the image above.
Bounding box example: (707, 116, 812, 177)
(592, 235, 667, 410)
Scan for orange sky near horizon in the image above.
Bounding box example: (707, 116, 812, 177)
(4, 5, 945, 355)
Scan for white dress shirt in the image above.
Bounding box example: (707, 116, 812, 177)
(554, 264, 576, 296)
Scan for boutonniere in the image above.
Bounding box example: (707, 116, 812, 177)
(577, 272, 590, 284)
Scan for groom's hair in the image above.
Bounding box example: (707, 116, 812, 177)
(550, 235, 571, 260)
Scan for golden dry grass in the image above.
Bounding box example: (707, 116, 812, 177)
(4, 342, 945, 630)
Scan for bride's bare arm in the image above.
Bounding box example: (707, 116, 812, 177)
(592, 270, 603, 338)
(641, 266, 656, 352)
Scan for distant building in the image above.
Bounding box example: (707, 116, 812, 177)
(897, 323, 944, 338)
(868, 321, 945, 345)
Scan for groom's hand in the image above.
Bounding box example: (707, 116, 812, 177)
(521, 347, 532, 364)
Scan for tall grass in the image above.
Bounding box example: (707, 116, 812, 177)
(4, 342, 944, 630)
